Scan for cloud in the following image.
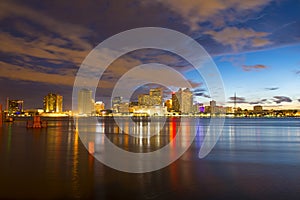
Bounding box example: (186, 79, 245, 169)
(273, 96, 292, 104)
(242, 64, 268, 72)
(194, 92, 211, 98)
(252, 38, 272, 47)
(0, 61, 117, 89)
(249, 99, 268, 105)
(0, 61, 75, 86)
(151, 0, 272, 30)
(228, 96, 247, 103)
(265, 87, 279, 91)
(296, 70, 300, 75)
(205, 27, 271, 51)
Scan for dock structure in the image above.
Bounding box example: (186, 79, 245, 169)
(27, 116, 47, 128)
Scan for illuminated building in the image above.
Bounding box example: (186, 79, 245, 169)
(253, 105, 263, 113)
(138, 94, 151, 106)
(172, 92, 180, 112)
(172, 88, 193, 114)
(8, 99, 24, 115)
(112, 96, 123, 113)
(43, 93, 63, 113)
(192, 103, 203, 113)
(138, 88, 163, 106)
(78, 89, 93, 115)
(210, 100, 216, 114)
(165, 99, 172, 112)
(94, 101, 105, 114)
(149, 88, 163, 106)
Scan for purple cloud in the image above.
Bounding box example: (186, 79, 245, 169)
(273, 96, 292, 104)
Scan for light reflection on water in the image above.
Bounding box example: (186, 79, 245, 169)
(0, 117, 300, 199)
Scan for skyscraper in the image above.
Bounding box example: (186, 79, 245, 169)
(8, 99, 24, 115)
(112, 96, 123, 113)
(172, 88, 193, 114)
(172, 92, 180, 112)
(78, 89, 93, 115)
(43, 93, 63, 113)
(210, 100, 216, 114)
(149, 88, 163, 106)
(138, 94, 151, 106)
(138, 88, 163, 106)
(94, 101, 105, 114)
(181, 88, 193, 114)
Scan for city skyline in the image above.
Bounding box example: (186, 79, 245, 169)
(2, 87, 300, 114)
(0, 0, 299, 110)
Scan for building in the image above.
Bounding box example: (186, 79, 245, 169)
(165, 99, 172, 112)
(149, 88, 163, 106)
(192, 103, 204, 113)
(172, 88, 193, 114)
(94, 101, 105, 114)
(78, 89, 93, 115)
(210, 100, 216, 114)
(138, 88, 163, 106)
(172, 92, 180, 112)
(118, 102, 129, 113)
(138, 94, 151, 106)
(112, 96, 123, 113)
(43, 93, 63, 113)
(253, 105, 263, 113)
(8, 99, 24, 115)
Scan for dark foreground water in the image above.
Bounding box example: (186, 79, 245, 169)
(0, 117, 300, 199)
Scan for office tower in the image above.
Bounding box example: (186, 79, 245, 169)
(149, 88, 163, 106)
(43, 93, 63, 113)
(210, 100, 216, 114)
(94, 101, 105, 114)
(172, 88, 193, 114)
(181, 88, 193, 114)
(112, 96, 123, 113)
(138, 94, 151, 106)
(8, 99, 24, 115)
(78, 89, 93, 115)
(172, 92, 180, 112)
(112, 96, 122, 106)
(165, 99, 172, 112)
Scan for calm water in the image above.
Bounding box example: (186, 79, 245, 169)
(0, 117, 300, 199)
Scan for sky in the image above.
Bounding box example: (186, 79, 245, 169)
(0, 0, 299, 110)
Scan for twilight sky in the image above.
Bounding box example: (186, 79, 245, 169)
(0, 0, 299, 110)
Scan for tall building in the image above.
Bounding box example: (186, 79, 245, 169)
(138, 88, 163, 106)
(172, 88, 193, 114)
(112, 96, 123, 113)
(138, 94, 151, 106)
(78, 89, 93, 115)
(172, 92, 180, 112)
(165, 99, 172, 112)
(8, 100, 24, 115)
(43, 93, 63, 113)
(149, 88, 163, 106)
(210, 100, 216, 114)
(94, 101, 105, 114)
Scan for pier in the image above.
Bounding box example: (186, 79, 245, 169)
(26, 116, 47, 128)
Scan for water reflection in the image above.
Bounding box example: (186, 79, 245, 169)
(0, 118, 300, 199)
(77, 116, 199, 173)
